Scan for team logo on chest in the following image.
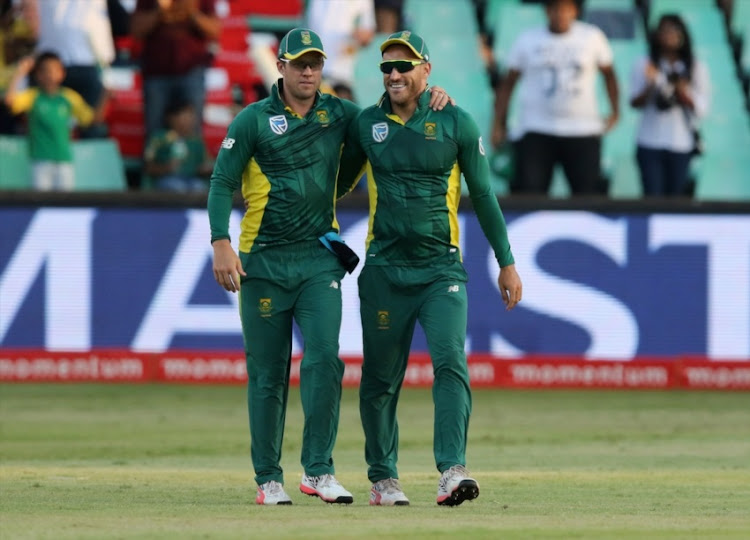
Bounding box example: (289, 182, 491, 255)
(316, 110, 330, 125)
(424, 122, 437, 139)
(269, 115, 288, 135)
(372, 122, 388, 143)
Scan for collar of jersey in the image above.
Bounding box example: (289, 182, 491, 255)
(378, 89, 431, 119)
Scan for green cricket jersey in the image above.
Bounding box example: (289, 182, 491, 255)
(338, 90, 515, 268)
(8, 87, 93, 162)
(208, 80, 361, 253)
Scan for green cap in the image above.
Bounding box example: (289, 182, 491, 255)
(379, 31, 430, 61)
(277, 28, 327, 60)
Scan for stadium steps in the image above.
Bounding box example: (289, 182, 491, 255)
(0, 136, 127, 191)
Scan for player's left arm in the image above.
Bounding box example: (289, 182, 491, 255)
(456, 108, 522, 310)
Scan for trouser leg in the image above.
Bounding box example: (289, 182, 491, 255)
(241, 278, 294, 485)
(358, 265, 418, 482)
(418, 278, 471, 473)
(295, 270, 346, 476)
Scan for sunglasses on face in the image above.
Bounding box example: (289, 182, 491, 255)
(379, 59, 426, 74)
(281, 58, 324, 71)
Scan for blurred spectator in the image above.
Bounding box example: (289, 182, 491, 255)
(306, 0, 375, 102)
(630, 14, 710, 197)
(492, 0, 619, 195)
(108, 0, 132, 40)
(373, 0, 402, 34)
(0, 0, 38, 134)
(131, 0, 220, 139)
(143, 99, 212, 192)
(35, 0, 114, 138)
(4, 51, 103, 190)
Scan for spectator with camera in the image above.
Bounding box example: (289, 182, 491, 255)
(629, 14, 710, 197)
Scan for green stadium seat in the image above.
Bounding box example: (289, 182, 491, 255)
(352, 33, 391, 107)
(0, 137, 127, 191)
(730, 0, 750, 40)
(492, 1, 547, 70)
(695, 153, 750, 200)
(403, 0, 479, 36)
(72, 139, 127, 191)
(647, 0, 727, 45)
(0, 136, 32, 189)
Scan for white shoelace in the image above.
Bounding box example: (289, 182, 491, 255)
(309, 474, 339, 489)
(439, 465, 469, 489)
(374, 478, 403, 494)
(263, 480, 285, 495)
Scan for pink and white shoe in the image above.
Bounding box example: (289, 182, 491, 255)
(299, 474, 353, 504)
(436, 465, 479, 506)
(256, 481, 292, 505)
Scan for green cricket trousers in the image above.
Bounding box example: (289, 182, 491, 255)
(239, 240, 347, 486)
(358, 261, 472, 483)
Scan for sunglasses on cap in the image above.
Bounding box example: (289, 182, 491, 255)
(379, 59, 426, 74)
(281, 57, 325, 71)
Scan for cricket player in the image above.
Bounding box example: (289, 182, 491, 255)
(208, 28, 451, 506)
(338, 31, 523, 506)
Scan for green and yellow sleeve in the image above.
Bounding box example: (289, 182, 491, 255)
(207, 106, 258, 243)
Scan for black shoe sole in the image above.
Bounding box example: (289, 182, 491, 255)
(303, 492, 354, 505)
(437, 479, 480, 507)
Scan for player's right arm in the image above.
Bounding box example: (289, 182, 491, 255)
(207, 106, 257, 292)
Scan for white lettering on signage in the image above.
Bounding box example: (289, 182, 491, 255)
(0, 355, 143, 380)
(509, 363, 669, 387)
(133, 210, 245, 352)
(650, 216, 750, 360)
(503, 211, 639, 359)
(0, 209, 94, 350)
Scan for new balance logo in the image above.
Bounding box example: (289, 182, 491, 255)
(330, 281, 339, 289)
(447, 285, 460, 293)
(221, 138, 235, 149)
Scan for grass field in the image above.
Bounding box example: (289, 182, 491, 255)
(1, 384, 749, 539)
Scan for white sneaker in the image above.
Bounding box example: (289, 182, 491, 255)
(256, 481, 292, 505)
(299, 474, 353, 504)
(436, 465, 479, 506)
(370, 478, 410, 506)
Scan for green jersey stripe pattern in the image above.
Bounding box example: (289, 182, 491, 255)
(208, 81, 360, 253)
(339, 91, 514, 268)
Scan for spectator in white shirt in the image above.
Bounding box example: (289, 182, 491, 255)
(34, 0, 114, 137)
(630, 14, 710, 197)
(306, 0, 375, 102)
(492, 0, 619, 195)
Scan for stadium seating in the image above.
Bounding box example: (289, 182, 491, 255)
(0, 136, 30, 189)
(242, 0, 304, 33)
(0, 136, 127, 191)
(491, 0, 547, 71)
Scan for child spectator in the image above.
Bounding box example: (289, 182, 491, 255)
(4, 51, 100, 190)
(143, 100, 212, 192)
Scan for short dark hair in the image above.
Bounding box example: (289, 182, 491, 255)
(32, 50, 64, 79)
(164, 100, 194, 120)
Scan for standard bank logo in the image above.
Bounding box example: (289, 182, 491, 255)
(372, 122, 388, 143)
(269, 115, 288, 135)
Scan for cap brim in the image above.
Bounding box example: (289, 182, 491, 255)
(379, 39, 426, 60)
(280, 48, 327, 60)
